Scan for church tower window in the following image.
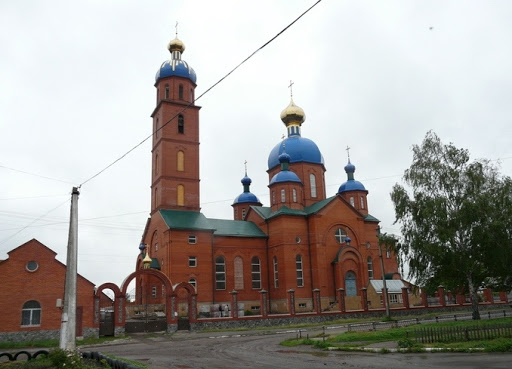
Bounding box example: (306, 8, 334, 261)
(280, 189, 285, 202)
(292, 188, 297, 202)
(178, 115, 184, 134)
(273, 257, 279, 288)
(165, 84, 169, 99)
(296, 255, 304, 287)
(350, 196, 355, 207)
(242, 208, 246, 220)
(360, 197, 365, 209)
(234, 257, 244, 290)
(215, 256, 226, 290)
(367, 257, 374, 279)
(179, 84, 184, 99)
(177, 185, 184, 206)
(251, 257, 261, 289)
(310, 173, 317, 198)
(177, 150, 184, 171)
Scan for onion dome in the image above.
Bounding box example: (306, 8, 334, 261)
(233, 173, 261, 205)
(268, 98, 323, 170)
(338, 160, 367, 193)
(138, 243, 146, 251)
(155, 35, 197, 84)
(269, 149, 302, 185)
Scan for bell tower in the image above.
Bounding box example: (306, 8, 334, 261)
(150, 32, 200, 214)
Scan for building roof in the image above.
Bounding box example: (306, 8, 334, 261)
(268, 136, 324, 170)
(369, 280, 405, 294)
(159, 210, 267, 238)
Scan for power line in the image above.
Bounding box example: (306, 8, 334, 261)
(0, 164, 76, 185)
(78, 0, 323, 188)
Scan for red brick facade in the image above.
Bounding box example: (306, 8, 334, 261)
(0, 239, 98, 341)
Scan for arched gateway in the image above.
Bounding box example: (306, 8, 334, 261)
(94, 269, 197, 335)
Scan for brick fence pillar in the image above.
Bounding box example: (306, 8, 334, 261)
(421, 290, 429, 308)
(484, 288, 493, 304)
(259, 289, 268, 317)
(337, 288, 346, 312)
(437, 286, 446, 307)
(313, 288, 321, 314)
(230, 290, 238, 318)
(360, 287, 368, 312)
(401, 287, 410, 309)
(288, 289, 296, 316)
(500, 291, 508, 303)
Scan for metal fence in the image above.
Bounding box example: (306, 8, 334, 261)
(414, 323, 512, 343)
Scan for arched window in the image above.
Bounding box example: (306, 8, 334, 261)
(154, 187, 158, 208)
(190, 89, 194, 103)
(215, 256, 226, 290)
(345, 271, 357, 297)
(151, 230, 158, 253)
(310, 173, 317, 198)
(178, 115, 184, 134)
(292, 188, 297, 202)
(21, 300, 41, 326)
(251, 257, 261, 289)
(334, 228, 347, 243)
(179, 84, 184, 99)
(367, 257, 374, 279)
(165, 84, 169, 99)
(273, 256, 279, 288)
(280, 189, 286, 203)
(234, 257, 244, 290)
(177, 185, 184, 206)
(242, 208, 246, 220)
(360, 197, 365, 209)
(155, 154, 159, 174)
(272, 190, 275, 204)
(350, 196, 355, 207)
(155, 118, 159, 138)
(296, 255, 304, 287)
(189, 278, 197, 288)
(177, 150, 184, 172)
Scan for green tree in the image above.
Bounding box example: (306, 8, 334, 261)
(390, 131, 512, 320)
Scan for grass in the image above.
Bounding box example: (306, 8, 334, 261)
(0, 336, 126, 351)
(281, 317, 512, 353)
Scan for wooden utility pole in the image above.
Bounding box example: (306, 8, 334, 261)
(59, 187, 79, 350)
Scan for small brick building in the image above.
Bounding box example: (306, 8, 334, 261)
(136, 34, 401, 317)
(0, 239, 98, 342)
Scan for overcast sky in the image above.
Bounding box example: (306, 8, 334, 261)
(1, 0, 511, 289)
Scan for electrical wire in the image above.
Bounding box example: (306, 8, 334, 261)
(0, 164, 76, 185)
(78, 0, 323, 188)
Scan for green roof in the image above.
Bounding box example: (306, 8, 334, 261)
(159, 210, 215, 231)
(304, 196, 336, 214)
(208, 219, 267, 238)
(158, 210, 267, 238)
(364, 214, 380, 222)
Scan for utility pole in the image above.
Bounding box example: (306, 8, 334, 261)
(377, 226, 391, 319)
(60, 187, 79, 350)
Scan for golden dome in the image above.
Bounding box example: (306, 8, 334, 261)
(142, 252, 152, 269)
(168, 36, 185, 53)
(280, 98, 306, 126)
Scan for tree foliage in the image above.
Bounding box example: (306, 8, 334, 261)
(391, 131, 512, 319)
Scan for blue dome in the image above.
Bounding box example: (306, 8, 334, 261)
(344, 162, 356, 173)
(268, 136, 324, 170)
(241, 175, 252, 186)
(338, 180, 366, 193)
(269, 170, 302, 185)
(233, 192, 261, 204)
(156, 59, 197, 84)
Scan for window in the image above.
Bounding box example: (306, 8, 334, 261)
(191, 89, 194, 103)
(234, 257, 244, 290)
(334, 228, 347, 243)
(389, 294, 403, 304)
(179, 84, 184, 99)
(216, 256, 226, 290)
(156, 118, 159, 138)
(154, 187, 158, 208)
(165, 84, 169, 99)
(178, 115, 184, 134)
(26, 261, 38, 272)
(298, 303, 307, 308)
(310, 173, 317, 198)
(360, 197, 365, 209)
(177, 150, 184, 172)
(367, 257, 374, 280)
(296, 255, 304, 287)
(21, 301, 41, 326)
(155, 154, 159, 174)
(272, 190, 275, 204)
(188, 235, 196, 244)
(251, 257, 261, 289)
(242, 208, 246, 220)
(151, 286, 157, 298)
(273, 256, 279, 288)
(292, 188, 297, 202)
(350, 196, 355, 206)
(188, 256, 197, 267)
(345, 271, 357, 297)
(189, 278, 197, 288)
(386, 249, 391, 259)
(177, 185, 184, 206)
(280, 189, 285, 203)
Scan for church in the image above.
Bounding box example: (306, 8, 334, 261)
(136, 33, 400, 316)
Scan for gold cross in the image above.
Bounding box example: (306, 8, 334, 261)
(346, 145, 351, 160)
(288, 80, 294, 98)
(175, 21, 179, 36)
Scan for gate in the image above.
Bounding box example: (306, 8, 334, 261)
(177, 317, 190, 331)
(99, 311, 115, 336)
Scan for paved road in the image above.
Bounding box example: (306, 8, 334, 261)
(87, 329, 512, 369)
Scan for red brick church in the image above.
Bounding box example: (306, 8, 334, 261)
(136, 34, 400, 316)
